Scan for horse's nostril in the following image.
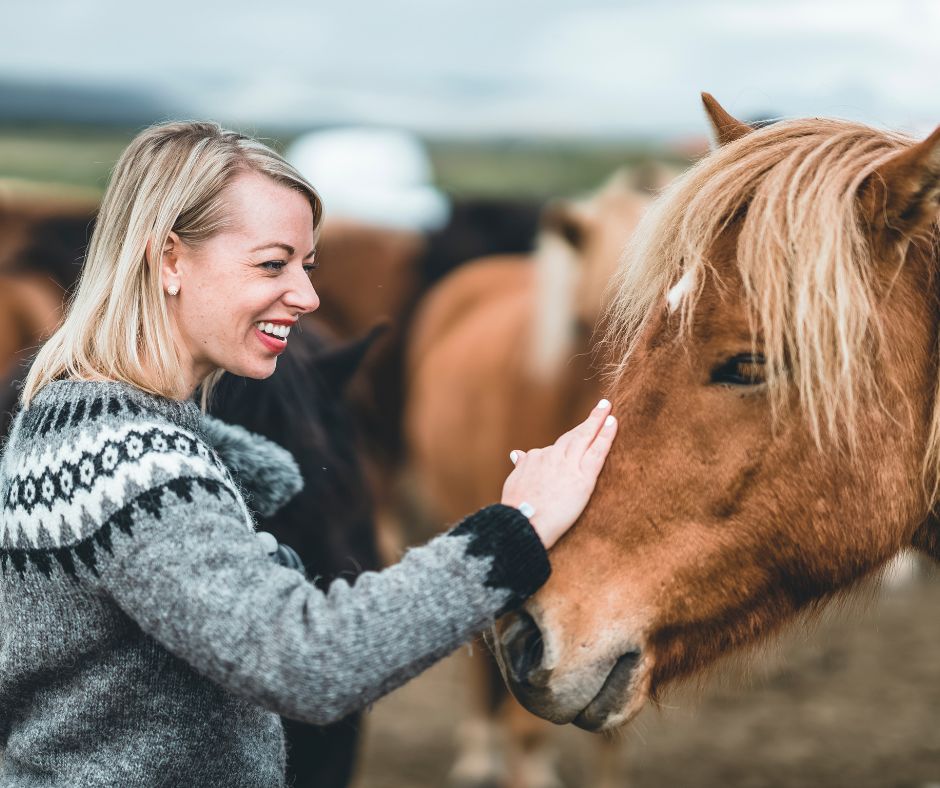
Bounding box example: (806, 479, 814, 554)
(502, 610, 545, 686)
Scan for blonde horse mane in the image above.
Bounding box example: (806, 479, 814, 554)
(602, 117, 940, 501)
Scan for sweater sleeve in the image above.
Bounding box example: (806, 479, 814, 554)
(92, 468, 550, 725)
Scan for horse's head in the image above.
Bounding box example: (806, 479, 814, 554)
(495, 95, 940, 731)
(532, 170, 655, 376)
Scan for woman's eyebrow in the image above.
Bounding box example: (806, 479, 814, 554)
(251, 242, 316, 259)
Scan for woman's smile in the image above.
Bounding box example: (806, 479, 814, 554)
(253, 317, 296, 355)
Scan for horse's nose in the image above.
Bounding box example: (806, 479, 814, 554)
(500, 610, 550, 687)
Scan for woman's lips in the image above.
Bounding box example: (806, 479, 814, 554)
(254, 326, 287, 354)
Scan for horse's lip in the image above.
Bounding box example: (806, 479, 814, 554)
(571, 649, 645, 732)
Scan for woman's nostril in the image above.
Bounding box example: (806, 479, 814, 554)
(505, 611, 544, 685)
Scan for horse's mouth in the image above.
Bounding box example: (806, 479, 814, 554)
(571, 650, 650, 732)
(494, 610, 653, 730)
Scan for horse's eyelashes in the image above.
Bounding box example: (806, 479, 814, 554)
(710, 354, 767, 387)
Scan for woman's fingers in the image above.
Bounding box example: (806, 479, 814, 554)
(580, 413, 617, 477)
(558, 398, 612, 459)
(500, 400, 619, 550)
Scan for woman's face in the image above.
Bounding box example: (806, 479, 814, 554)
(164, 170, 320, 394)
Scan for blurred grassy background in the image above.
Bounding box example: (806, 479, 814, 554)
(0, 126, 131, 193)
(0, 124, 690, 201)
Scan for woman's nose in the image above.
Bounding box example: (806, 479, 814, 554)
(285, 267, 320, 314)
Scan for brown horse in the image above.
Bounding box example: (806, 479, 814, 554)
(0, 190, 97, 381)
(493, 94, 940, 735)
(405, 171, 657, 787)
(407, 170, 653, 525)
(311, 203, 544, 563)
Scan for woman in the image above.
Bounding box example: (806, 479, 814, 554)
(0, 121, 617, 787)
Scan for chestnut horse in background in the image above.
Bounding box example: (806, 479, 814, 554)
(405, 170, 663, 788)
(493, 95, 940, 736)
(0, 191, 96, 381)
(313, 201, 543, 562)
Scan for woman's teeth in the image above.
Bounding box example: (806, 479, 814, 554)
(255, 321, 290, 339)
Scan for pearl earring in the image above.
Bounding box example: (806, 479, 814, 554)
(167, 285, 179, 296)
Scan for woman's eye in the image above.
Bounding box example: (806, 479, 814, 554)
(711, 354, 767, 386)
(261, 260, 286, 271)
(303, 262, 319, 274)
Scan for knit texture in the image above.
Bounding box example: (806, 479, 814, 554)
(0, 379, 550, 787)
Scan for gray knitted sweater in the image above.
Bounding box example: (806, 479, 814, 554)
(0, 379, 550, 787)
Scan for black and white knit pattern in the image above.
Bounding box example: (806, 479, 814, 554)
(2, 421, 250, 548)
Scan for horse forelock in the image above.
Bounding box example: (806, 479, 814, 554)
(602, 117, 940, 495)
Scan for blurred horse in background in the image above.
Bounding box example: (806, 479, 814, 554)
(207, 326, 384, 788)
(0, 190, 96, 381)
(312, 199, 542, 561)
(405, 169, 666, 788)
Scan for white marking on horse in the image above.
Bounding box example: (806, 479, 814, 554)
(666, 269, 697, 313)
(532, 231, 579, 378)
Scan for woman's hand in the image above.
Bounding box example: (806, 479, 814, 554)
(501, 399, 617, 549)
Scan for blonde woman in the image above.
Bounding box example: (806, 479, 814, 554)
(0, 121, 617, 787)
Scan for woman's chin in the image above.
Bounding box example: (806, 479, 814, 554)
(224, 356, 278, 380)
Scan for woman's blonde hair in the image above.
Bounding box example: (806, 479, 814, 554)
(19, 120, 323, 412)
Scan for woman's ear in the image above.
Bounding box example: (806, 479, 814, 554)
(152, 231, 183, 294)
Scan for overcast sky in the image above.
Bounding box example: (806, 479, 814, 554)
(5, 0, 938, 138)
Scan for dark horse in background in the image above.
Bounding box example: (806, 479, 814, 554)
(206, 327, 383, 788)
(0, 213, 383, 788)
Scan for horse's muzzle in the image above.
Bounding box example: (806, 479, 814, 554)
(494, 609, 650, 732)
(571, 649, 643, 731)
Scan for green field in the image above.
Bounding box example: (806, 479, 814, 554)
(0, 126, 131, 194)
(0, 124, 690, 202)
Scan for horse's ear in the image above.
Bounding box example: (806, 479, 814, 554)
(629, 161, 677, 195)
(540, 199, 589, 252)
(861, 125, 940, 237)
(701, 92, 752, 147)
(312, 322, 387, 394)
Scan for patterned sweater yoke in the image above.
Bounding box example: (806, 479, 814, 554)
(0, 379, 550, 787)
(3, 384, 255, 570)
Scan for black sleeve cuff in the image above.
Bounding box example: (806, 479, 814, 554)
(447, 503, 551, 614)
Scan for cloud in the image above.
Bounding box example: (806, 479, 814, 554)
(2, 0, 937, 135)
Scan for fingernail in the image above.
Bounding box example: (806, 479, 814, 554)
(604, 415, 616, 428)
(597, 398, 611, 410)
(510, 450, 519, 464)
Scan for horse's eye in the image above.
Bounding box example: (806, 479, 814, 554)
(711, 354, 767, 386)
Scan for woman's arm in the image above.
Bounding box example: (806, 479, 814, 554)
(94, 478, 548, 726)
(87, 398, 615, 725)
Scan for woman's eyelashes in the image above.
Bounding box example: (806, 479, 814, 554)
(260, 260, 319, 273)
